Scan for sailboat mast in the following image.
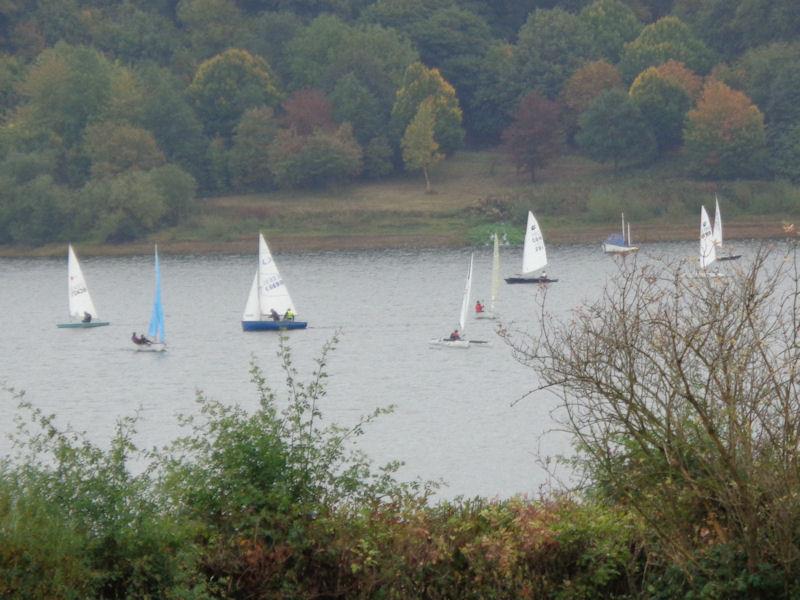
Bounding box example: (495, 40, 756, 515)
(621, 213, 626, 244)
(627, 222, 632, 246)
(490, 233, 500, 312)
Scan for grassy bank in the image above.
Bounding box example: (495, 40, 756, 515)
(3, 150, 799, 257)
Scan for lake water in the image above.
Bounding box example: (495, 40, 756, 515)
(0, 240, 760, 498)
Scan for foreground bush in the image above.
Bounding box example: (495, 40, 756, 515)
(0, 336, 649, 598)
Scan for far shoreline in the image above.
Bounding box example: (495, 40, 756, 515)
(0, 218, 792, 258)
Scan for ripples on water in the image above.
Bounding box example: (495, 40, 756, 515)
(0, 240, 762, 497)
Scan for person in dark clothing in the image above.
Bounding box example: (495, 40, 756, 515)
(82, 311, 92, 323)
(449, 329, 461, 341)
(270, 308, 281, 321)
(132, 332, 151, 345)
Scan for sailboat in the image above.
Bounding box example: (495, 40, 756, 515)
(242, 233, 307, 331)
(430, 253, 488, 348)
(698, 205, 725, 278)
(602, 213, 639, 254)
(57, 244, 110, 328)
(475, 232, 500, 320)
(712, 195, 741, 261)
(505, 211, 557, 284)
(133, 245, 166, 352)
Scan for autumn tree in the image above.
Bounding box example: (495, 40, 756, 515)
(188, 48, 281, 139)
(684, 79, 767, 179)
(619, 16, 715, 82)
(560, 60, 623, 144)
(629, 67, 691, 151)
(281, 88, 335, 135)
(652, 59, 703, 102)
(576, 88, 656, 169)
(401, 97, 442, 193)
(501, 91, 563, 182)
(391, 62, 463, 155)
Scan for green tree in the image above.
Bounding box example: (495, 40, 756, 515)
(629, 67, 691, 151)
(78, 170, 168, 242)
(0, 175, 71, 244)
(579, 0, 642, 63)
(619, 16, 715, 82)
(514, 8, 594, 99)
(501, 91, 563, 182)
(176, 0, 244, 60)
(466, 43, 519, 143)
(401, 97, 442, 193)
(188, 48, 281, 139)
(149, 164, 197, 226)
(229, 106, 279, 191)
(83, 121, 165, 179)
(391, 62, 463, 155)
(135, 64, 210, 191)
(330, 73, 385, 145)
(684, 79, 768, 179)
(576, 88, 656, 169)
(268, 124, 362, 189)
(16, 42, 114, 148)
(84, 3, 179, 64)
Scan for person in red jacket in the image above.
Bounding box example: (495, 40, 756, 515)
(475, 300, 484, 313)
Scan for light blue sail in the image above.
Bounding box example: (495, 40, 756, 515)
(147, 246, 165, 342)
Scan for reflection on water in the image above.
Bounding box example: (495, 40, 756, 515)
(0, 240, 761, 498)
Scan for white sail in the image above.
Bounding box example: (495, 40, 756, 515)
(521, 211, 547, 274)
(700, 205, 716, 269)
(67, 244, 98, 319)
(458, 253, 474, 333)
(490, 233, 500, 312)
(713, 195, 723, 246)
(242, 233, 296, 321)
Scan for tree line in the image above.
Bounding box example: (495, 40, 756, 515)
(0, 0, 798, 244)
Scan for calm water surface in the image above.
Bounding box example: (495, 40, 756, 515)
(0, 241, 761, 498)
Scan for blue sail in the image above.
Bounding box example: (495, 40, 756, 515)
(147, 246, 165, 342)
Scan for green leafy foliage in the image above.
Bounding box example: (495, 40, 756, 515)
(619, 16, 715, 82)
(268, 124, 362, 188)
(189, 48, 281, 139)
(630, 67, 692, 151)
(514, 8, 595, 100)
(576, 88, 656, 169)
(228, 106, 279, 192)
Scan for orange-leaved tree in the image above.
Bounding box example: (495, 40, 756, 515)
(560, 60, 623, 144)
(684, 79, 768, 179)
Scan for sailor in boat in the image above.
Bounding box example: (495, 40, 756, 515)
(131, 332, 152, 346)
(475, 300, 484, 314)
(541, 270, 547, 281)
(283, 308, 295, 321)
(270, 308, 281, 321)
(82, 311, 92, 323)
(449, 329, 461, 341)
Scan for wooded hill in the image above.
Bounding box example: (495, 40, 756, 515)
(0, 0, 798, 245)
